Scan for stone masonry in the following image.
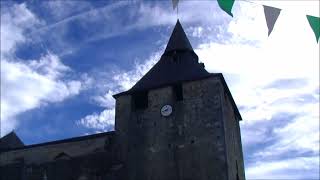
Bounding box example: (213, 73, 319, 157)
(114, 76, 245, 180)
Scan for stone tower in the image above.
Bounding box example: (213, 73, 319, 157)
(113, 20, 245, 180)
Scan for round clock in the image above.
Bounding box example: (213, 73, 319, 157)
(161, 105, 173, 117)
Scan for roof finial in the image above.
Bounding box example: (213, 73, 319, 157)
(172, 0, 180, 20)
(176, 1, 179, 20)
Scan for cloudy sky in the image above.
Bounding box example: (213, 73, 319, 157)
(1, 0, 319, 179)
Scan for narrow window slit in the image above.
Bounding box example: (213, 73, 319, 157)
(133, 91, 148, 110)
(173, 84, 183, 101)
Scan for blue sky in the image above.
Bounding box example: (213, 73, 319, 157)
(1, 0, 319, 179)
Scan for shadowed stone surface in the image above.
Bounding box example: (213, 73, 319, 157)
(0, 132, 24, 151)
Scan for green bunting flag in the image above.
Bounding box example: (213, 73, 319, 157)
(306, 15, 320, 43)
(217, 0, 235, 17)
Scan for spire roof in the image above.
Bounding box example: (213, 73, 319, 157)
(113, 20, 242, 121)
(114, 20, 210, 96)
(164, 20, 194, 53)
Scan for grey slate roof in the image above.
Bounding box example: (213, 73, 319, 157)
(113, 20, 242, 120)
(0, 131, 24, 151)
(114, 20, 211, 96)
(164, 20, 194, 53)
(0, 131, 114, 152)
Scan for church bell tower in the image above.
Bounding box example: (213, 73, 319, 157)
(113, 20, 245, 180)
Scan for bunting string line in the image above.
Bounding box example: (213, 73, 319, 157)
(171, 0, 319, 43)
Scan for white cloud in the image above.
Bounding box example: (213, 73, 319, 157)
(0, 3, 42, 54)
(246, 157, 319, 179)
(28, 1, 230, 56)
(77, 51, 161, 131)
(0, 3, 83, 136)
(92, 90, 116, 109)
(194, 1, 319, 178)
(1, 54, 82, 118)
(135, 0, 232, 28)
(78, 109, 115, 131)
(112, 52, 160, 91)
(43, 1, 92, 21)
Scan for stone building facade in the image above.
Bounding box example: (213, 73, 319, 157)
(0, 20, 245, 180)
(0, 131, 123, 180)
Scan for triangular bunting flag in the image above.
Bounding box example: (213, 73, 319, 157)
(306, 15, 320, 43)
(172, 0, 179, 10)
(263, 5, 281, 36)
(217, 0, 235, 17)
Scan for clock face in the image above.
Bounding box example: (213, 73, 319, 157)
(161, 105, 173, 117)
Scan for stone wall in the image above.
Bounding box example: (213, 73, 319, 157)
(127, 86, 178, 180)
(0, 151, 123, 180)
(1, 75, 245, 180)
(115, 76, 234, 180)
(0, 134, 112, 166)
(115, 94, 132, 166)
(222, 87, 246, 180)
(179, 77, 228, 180)
(0, 133, 121, 180)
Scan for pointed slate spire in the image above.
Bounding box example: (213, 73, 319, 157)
(112, 20, 242, 121)
(114, 20, 210, 97)
(164, 20, 194, 53)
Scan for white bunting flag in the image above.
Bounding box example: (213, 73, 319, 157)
(263, 5, 281, 36)
(172, 0, 179, 10)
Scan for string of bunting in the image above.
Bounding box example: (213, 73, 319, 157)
(172, 0, 320, 43)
